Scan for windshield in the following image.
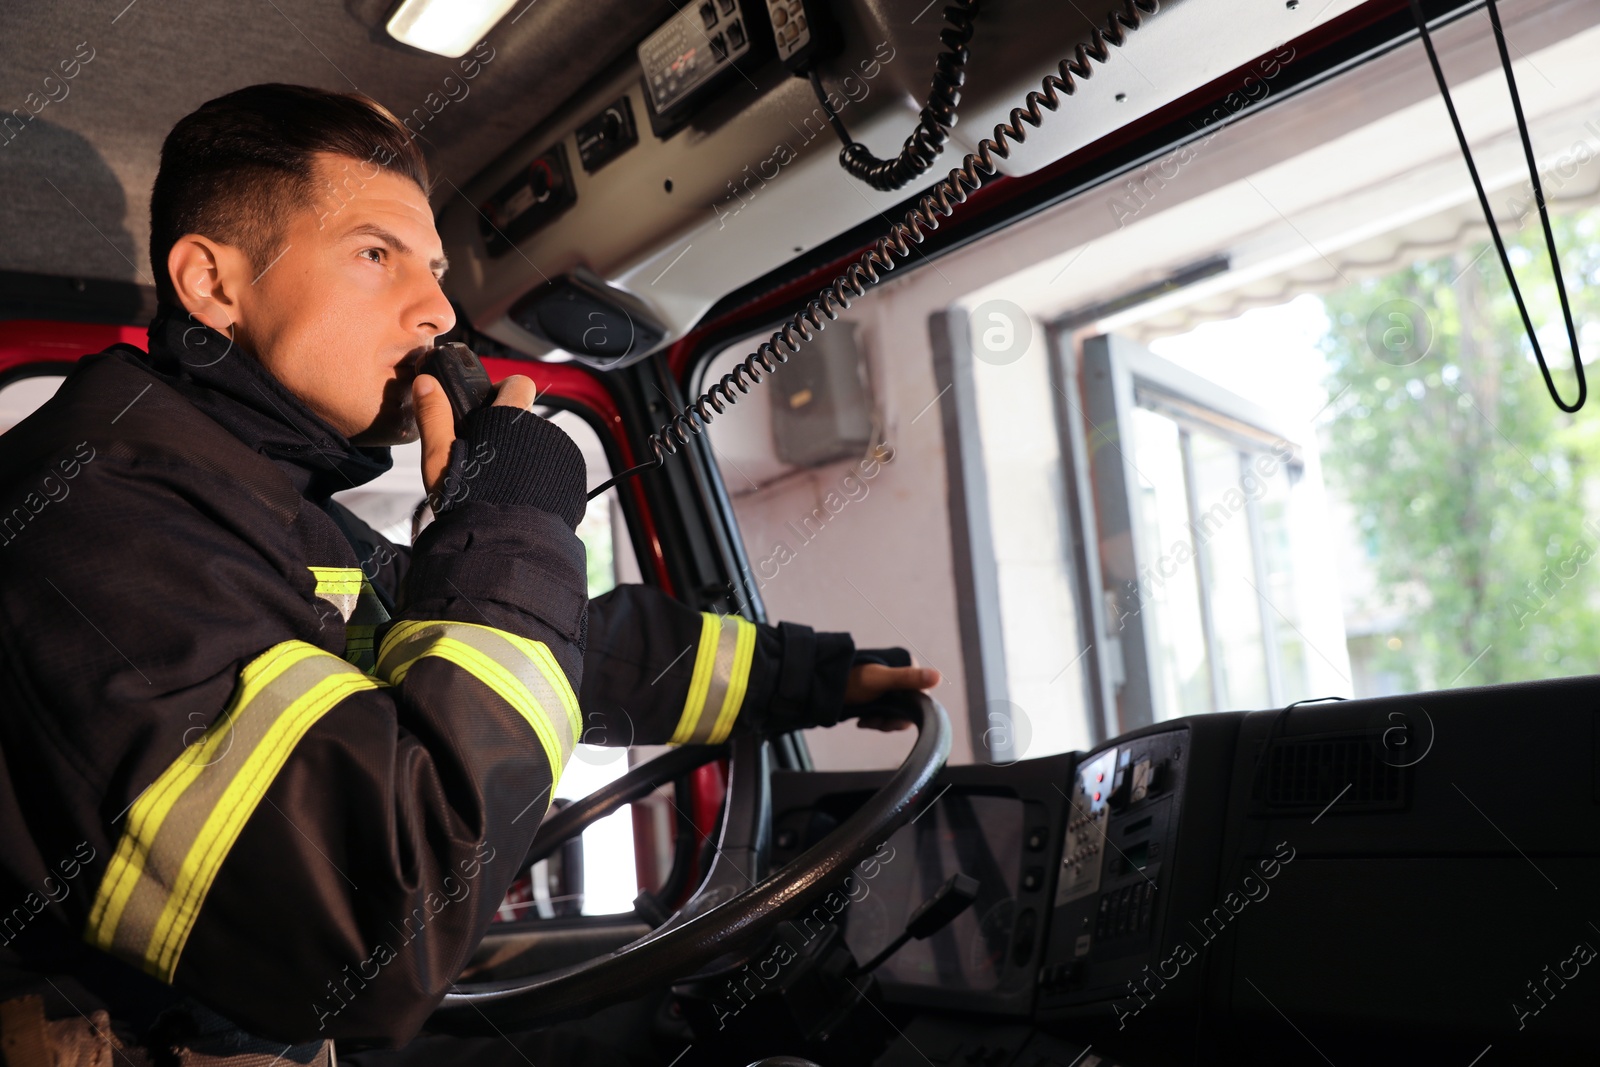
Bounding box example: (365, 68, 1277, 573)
(705, 0, 1600, 767)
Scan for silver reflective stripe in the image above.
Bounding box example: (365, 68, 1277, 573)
(376, 620, 580, 779)
(672, 613, 757, 746)
(344, 577, 391, 674)
(309, 566, 391, 674)
(309, 566, 361, 623)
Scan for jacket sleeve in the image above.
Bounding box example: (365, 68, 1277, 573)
(577, 584, 859, 746)
(336, 510, 864, 748)
(0, 408, 590, 1047)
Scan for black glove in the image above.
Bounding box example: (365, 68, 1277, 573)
(432, 405, 587, 529)
(845, 645, 921, 724)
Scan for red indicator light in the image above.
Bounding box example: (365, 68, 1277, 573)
(1096, 772, 1104, 782)
(1093, 791, 1101, 802)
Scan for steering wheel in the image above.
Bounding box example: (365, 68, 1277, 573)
(427, 693, 951, 1033)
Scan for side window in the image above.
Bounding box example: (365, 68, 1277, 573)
(0, 373, 66, 434)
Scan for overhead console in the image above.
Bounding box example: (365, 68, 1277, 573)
(435, 0, 1358, 368)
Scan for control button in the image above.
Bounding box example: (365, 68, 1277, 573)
(1022, 866, 1044, 892)
(527, 165, 551, 201)
(699, 2, 716, 28)
(1026, 827, 1047, 851)
(772, 5, 787, 26)
(795, 14, 807, 33)
(783, 22, 800, 42)
(775, 828, 797, 849)
(718, 0, 735, 12)
(727, 19, 745, 49)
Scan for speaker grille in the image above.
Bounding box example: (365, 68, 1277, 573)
(1252, 735, 1410, 814)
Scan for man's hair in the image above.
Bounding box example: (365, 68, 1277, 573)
(149, 83, 429, 302)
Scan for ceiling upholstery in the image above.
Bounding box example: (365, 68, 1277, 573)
(0, 0, 673, 286)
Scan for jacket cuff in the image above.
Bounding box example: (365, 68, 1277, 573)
(747, 622, 856, 736)
(435, 406, 587, 530)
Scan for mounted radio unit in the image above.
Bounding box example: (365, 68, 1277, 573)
(637, 0, 773, 136)
(478, 143, 576, 257)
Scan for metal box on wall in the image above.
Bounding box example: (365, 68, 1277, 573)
(770, 322, 873, 468)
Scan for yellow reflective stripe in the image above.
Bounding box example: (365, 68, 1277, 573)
(670, 614, 757, 745)
(308, 566, 363, 594)
(86, 641, 381, 982)
(148, 671, 378, 979)
(375, 621, 578, 781)
(670, 613, 722, 745)
(87, 642, 319, 952)
(707, 617, 757, 744)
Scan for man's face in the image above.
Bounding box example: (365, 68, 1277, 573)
(231, 152, 455, 446)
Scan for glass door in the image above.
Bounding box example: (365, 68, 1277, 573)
(1074, 332, 1350, 729)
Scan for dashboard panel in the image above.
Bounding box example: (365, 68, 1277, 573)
(771, 754, 1074, 1018)
(839, 793, 1025, 993)
(770, 684, 1600, 1065)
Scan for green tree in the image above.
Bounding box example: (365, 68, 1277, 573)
(1320, 210, 1600, 690)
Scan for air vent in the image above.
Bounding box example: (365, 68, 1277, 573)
(1251, 734, 1410, 815)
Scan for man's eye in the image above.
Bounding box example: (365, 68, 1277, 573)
(359, 247, 386, 264)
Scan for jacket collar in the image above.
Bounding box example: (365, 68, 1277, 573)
(135, 303, 393, 504)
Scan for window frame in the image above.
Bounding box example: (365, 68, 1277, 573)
(1065, 330, 1321, 734)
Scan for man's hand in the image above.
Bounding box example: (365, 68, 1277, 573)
(413, 373, 538, 500)
(845, 662, 942, 732)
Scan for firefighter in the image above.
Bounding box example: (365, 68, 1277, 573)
(0, 84, 938, 1065)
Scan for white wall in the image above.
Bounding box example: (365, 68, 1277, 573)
(702, 267, 982, 769)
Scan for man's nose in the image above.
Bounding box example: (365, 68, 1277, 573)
(414, 277, 457, 338)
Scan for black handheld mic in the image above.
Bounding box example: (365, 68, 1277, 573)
(419, 342, 493, 432)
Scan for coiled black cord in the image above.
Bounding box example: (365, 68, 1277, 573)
(587, 0, 1159, 502)
(824, 0, 982, 192)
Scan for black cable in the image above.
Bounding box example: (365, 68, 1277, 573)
(586, 0, 1158, 501)
(817, 0, 981, 192)
(808, 69, 854, 146)
(1407, 0, 1586, 413)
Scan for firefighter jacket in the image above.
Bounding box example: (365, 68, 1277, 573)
(0, 306, 869, 1049)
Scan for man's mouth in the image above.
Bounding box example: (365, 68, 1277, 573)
(398, 350, 427, 377)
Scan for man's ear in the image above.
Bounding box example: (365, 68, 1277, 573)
(167, 234, 251, 331)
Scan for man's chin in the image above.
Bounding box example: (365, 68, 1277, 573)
(350, 410, 419, 448)
(350, 387, 421, 447)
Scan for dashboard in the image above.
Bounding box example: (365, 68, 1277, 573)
(768, 681, 1600, 1065)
